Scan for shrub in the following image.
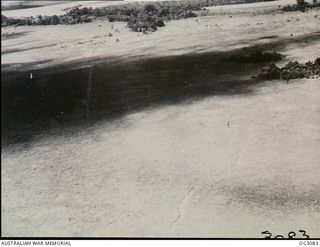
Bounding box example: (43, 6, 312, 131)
(2, 0, 280, 32)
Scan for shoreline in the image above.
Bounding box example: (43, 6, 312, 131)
(2, 0, 320, 238)
(3, 0, 319, 72)
(2, 29, 320, 74)
(1, 45, 266, 147)
(2, 76, 319, 237)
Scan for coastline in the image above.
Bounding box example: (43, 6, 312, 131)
(2, 0, 319, 72)
(1, 0, 320, 238)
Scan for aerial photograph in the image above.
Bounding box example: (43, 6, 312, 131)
(1, 0, 320, 238)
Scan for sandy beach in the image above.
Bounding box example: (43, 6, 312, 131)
(2, 0, 320, 70)
(1, 0, 320, 238)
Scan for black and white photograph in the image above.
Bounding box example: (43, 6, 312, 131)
(1, 0, 320, 239)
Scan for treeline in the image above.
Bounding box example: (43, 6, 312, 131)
(282, 2, 320, 12)
(1, 13, 93, 27)
(257, 58, 320, 81)
(2, 0, 275, 33)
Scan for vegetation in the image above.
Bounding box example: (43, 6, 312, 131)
(282, 1, 320, 12)
(257, 58, 320, 81)
(2, 0, 275, 32)
(1, 14, 93, 27)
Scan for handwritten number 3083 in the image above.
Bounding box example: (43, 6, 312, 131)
(261, 230, 309, 239)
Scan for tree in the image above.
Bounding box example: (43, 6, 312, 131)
(296, 0, 305, 10)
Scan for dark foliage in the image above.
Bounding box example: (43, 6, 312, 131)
(282, 2, 320, 12)
(257, 58, 320, 81)
(2, 0, 276, 33)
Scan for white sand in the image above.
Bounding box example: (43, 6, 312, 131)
(2, 0, 320, 70)
(2, 76, 320, 237)
(1, 0, 320, 238)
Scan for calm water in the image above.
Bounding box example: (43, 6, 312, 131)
(2, 50, 266, 146)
